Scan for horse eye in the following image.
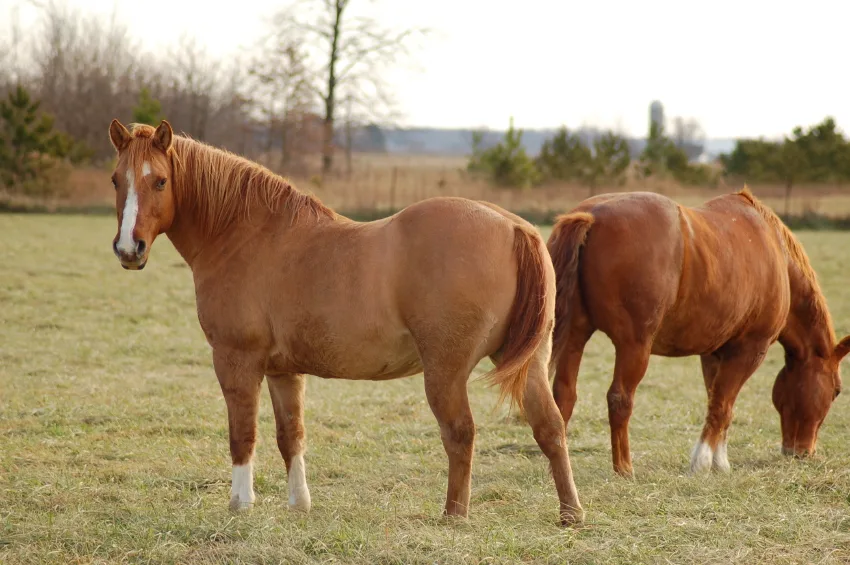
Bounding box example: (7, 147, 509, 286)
(156, 178, 167, 190)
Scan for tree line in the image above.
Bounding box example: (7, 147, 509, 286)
(467, 117, 716, 193)
(0, 0, 425, 196)
(721, 117, 850, 213)
(2, 1, 850, 204)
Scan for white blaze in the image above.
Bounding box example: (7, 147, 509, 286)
(142, 161, 151, 177)
(117, 168, 138, 254)
(288, 453, 311, 511)
(230, 463, 255, 511)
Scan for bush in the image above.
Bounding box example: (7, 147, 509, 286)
(468, 117, 540, 189)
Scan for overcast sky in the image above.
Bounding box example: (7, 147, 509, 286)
(2, 0, 848, 139)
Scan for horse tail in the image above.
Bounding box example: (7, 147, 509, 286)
(482, 224, 552, 414)
(547, 212, 595, 358)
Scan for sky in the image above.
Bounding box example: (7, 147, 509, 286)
(2, 0, 848, 140)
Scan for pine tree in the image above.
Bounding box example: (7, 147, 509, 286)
(0, 85, 90, 193)
(0, 85, 63, 187)
(132, 87, 163, 126)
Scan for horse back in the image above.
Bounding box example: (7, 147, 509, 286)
(575, 192, 789, 356)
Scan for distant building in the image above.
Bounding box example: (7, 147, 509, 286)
(649, 100, 664, 133)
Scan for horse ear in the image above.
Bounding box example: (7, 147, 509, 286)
(834, 335, 850, 362)
(153, 120, 173, 152)
(109, 119, 131, 152)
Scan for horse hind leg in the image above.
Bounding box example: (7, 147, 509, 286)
(691, 347, 766, 474)
(550, 316, 594, 432)
(606, 340, 652, 478)
(502, 333, 584, 526)
(267, 372, 311, 511)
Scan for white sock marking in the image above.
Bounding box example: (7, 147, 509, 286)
(229, 463, 255, 511)
(288, 453, 311, 511)
(117, 169, 138, 254)
(713, 439, 730, 472)
(690, 440, 713, 474)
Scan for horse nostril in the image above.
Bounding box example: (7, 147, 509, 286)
(113, 241, 119, 256)
(136, 239, 147, 255)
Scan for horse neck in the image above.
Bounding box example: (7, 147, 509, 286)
(779, 261, 835, 361)
(164, 142, 333, 270)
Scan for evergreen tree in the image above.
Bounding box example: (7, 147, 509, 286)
(132, 87, 163, 126)
(0, 85, 92, 193)
(0, 85, 64, 187)
(467, 117, 539, 188)
(536, 126, 591, 183)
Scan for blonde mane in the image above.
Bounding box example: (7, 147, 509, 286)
(127, 123, 336, 236)
(737, 185, 835, 343)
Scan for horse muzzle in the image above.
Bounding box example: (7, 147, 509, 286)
(113, 240, 148, 270)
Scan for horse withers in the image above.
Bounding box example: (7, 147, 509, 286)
(106, 119, 583, 525)
(548, 188, 848, 477)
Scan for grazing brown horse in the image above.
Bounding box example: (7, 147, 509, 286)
(106, 119, 583, 525)
(548, 188, 849, 477)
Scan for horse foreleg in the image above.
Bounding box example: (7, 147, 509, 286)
(423, 367, 476, 518)
(267, 373, 311, 512)
(607, 341, 651, 478)
(213, 348, 265, 511)
(691, 347, 766, 474)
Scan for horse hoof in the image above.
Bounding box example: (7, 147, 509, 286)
(288, 489, 312, 512)
(560, 506, 584, 527)
(782, 446, 812, 458)
(712, 459, 731, 473)
(689, 441, 713, 474)
(229, 496, 254, 512)
(614, 467, 634, 479)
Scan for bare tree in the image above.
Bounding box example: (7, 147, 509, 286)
(248, 28, 312, 169)
(671, 116, 706, 161)
(268, 0, 428, 174)
(164, 35, 219, 141)
(0, 5, 26, 91)
(26, 0, 139, 156)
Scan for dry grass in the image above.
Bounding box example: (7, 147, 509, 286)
(1, 215, 850, 564)
(45, 155, 850, 219)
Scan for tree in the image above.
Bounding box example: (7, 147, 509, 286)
(639, 119, 715, 187)
(132, 87, 163, 126)
(249, 28, 312, 168)
(0, 85, 91, 195)
(268, 0, 428, 174)
(468, 117, 540, 189)
(586, 132, 631, 195)
(167, 35, 218, 141)
(536, 126, 591, 183)
(639, 120, 670, 178)
(776, 137, 806, 216)
(671, 116, 706, 161)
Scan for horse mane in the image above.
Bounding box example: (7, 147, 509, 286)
(736, 185, 835, 344)
(126, 123, 336, 236)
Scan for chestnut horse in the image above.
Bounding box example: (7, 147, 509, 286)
(106, 119, 583, 525)
(548, 188, 849, 477)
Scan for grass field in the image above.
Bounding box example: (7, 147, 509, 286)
(2, 214, 850, 564)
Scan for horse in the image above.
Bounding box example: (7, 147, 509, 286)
(106, 118, 583, 526)
(547, 188, 849, 477)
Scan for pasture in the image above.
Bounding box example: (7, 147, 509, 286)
(1, 213, 850, 564)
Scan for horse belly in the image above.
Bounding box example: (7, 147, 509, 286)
(278, 320, 424, 381)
